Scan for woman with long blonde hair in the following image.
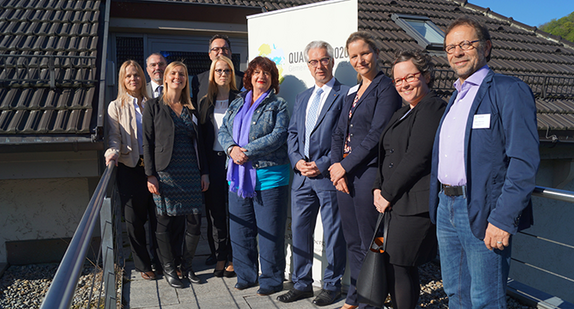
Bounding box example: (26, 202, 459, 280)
(198, 56, 239, 278)
(143, 61, 210, 288)
(104, 60, 157, 281)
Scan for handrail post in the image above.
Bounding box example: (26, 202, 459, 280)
(100, 197, 117, 309)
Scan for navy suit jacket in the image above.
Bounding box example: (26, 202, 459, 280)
(429, 69, 540, 239)
(331, 71, 402, 175)
(288, 79, 349, 191)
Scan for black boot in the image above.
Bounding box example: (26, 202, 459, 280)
(183, 232, 202, 284)
(155, 232, 184, 288)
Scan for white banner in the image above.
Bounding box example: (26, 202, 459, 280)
(247, 0, 358, 288)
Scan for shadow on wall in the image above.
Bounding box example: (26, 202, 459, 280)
(334, 61, 359, 88)
(279, 75, 307, 114)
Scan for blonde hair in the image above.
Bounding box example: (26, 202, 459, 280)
(116, 60, 148, 107)
(199, 56, 237, 124)
(162, 61, 194, 110)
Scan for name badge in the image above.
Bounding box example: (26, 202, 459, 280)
(472, 114, 490, 129)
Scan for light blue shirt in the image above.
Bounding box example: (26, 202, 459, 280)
(438, 65, 489, 186)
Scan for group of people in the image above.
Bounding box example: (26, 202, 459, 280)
(105, 16, 539, 309)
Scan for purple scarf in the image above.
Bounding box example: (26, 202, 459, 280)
(227, 89, 270, 198)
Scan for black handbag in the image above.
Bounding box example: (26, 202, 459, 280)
(356, 211, 390, 307)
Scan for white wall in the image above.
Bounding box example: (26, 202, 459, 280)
(247, 0, 358, 287)
(0, 177, 91, 263)
(0, 151, 99, 263)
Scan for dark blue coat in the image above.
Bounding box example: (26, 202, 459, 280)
(288, 79, 349, 191)
(429, 69, 540, 239)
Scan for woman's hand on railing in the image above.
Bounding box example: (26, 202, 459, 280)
(105, 153, 118, 166)
(147, 176, 160, 195)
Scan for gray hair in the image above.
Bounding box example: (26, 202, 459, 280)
(146, 52, 166, 66)
(304, 41, 334, 62)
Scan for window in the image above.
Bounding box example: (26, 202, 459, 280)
(392, 14, 445, 51)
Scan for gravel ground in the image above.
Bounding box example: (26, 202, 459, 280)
(0, 259, 534, 309)
(0, 262, 106, 309)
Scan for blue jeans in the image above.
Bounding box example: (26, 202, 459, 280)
(436, 191, 511, 309)
(228, 185, 288, 290)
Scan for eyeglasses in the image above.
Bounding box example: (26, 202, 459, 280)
(392, 72, 421, 86)
(210, 47, 230, 54)
(444, 40, 480, 54)
(215, 69, 231, 75)
(308, 57, 331, 67)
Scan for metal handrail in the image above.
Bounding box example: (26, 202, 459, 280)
(532, 185, 574, 203)
(40, 163, 115, 309)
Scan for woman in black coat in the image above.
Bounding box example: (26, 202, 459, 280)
(372, 50, 446, 309)
(198, 56, 239, 278)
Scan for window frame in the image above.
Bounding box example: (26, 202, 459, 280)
(391, 13, 445, 51)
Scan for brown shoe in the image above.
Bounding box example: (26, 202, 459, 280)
(141, 271, 156, 280)
(339, 304, 358, 309)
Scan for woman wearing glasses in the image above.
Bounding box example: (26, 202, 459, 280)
(372, 50, 445, 309)
(198, 56, 239, 278)
(330, 31, 401, 309)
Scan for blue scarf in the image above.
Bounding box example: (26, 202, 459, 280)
(227, 89, 271, 198)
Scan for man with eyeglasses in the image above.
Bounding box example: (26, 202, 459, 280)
(192, 34, 244, 109)
(277, 41, 348, 306)
(146, 53, 167, 98)
(429, 17, 539, 308)
(190, 34, 244, 266)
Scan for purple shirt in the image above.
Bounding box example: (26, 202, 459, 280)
(438, 65, 489, 186)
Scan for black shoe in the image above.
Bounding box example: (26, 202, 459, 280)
(312, 289, 341, 306)
(234, 282, 256, 290)
(205, 254, 217, 265)
(164, 271, 184, 288)
(276, 288, 314, 302)
(187, 270, 202, 284)
(213, 268, 224, 278)
(257, 285, 283, 296)
(223, 269, 236, 278)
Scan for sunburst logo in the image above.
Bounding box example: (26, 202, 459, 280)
(258, 44, 286, 83)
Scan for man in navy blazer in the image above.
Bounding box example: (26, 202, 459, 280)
(277, 41, 348, 306)
(429, 17, 539, 308)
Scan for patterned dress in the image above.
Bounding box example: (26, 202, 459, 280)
(154, 107, 203, 216)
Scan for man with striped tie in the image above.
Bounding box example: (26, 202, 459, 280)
(280, 41, 348, 306)
(145, 53, 167, 99)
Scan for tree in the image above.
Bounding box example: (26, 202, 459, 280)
(540, 11, 574, 43)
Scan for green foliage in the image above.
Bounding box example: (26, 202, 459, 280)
(540, 11, 574, 43)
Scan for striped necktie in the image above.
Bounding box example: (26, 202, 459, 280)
(304, 88, 323, 158)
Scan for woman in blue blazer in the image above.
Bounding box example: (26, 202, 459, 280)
(330, 32, 401, 309)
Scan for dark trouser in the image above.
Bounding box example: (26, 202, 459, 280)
(290, 179, 346, 292)
(155, 213, 201, 269)
(337, 167, 380, 309)
(117, 162, 157, 273)
(204, 151, 232, 262)
(229, 185, 288, 290)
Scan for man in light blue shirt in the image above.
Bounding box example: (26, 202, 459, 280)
(429, 17, 539, 308)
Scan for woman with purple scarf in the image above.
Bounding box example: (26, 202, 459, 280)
(218, 56, 290, 296)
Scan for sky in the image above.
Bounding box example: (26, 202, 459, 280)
(469, 0, 573, 27)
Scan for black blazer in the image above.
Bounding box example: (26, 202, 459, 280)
(198, 89, 240, 153)
(331, 71, 401, 174)
(373, 91, 446, 216)
(142, 97, 208, 177)
(192, 70, 244, 106)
